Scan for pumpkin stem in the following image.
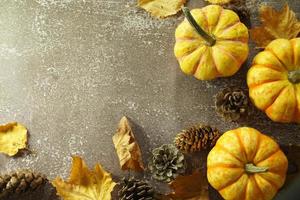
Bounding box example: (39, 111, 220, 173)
(245, 163, 268, 173)
(182, 6, 216, 47)
(288, 70, 300, 84)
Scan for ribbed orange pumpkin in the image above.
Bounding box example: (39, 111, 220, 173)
(247, 38, 300, 123)
(207, 127, 288, 200)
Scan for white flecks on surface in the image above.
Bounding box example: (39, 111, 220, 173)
(0, 1, 299, 200)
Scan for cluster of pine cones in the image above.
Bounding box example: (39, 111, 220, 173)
(0, 170, 47, 199)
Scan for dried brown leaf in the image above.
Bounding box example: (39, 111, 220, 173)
(112, 116, 144, 172)
(138, 0, 187, 18)
(251, 4, 300, 48)
(167, 171, 209, 200)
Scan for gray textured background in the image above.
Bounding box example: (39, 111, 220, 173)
(0, 0, 299, 199)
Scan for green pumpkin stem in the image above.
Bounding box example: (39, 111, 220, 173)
(288, 70, 300, 84)
(245, 163, 268, 173)
(182, 6, 216, 46)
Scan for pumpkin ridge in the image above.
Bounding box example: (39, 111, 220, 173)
(211, 48, 222, 76)
(255, 148, 280, 165)
(218, 173, 245, 191)
(191, 56, 202, 75)
(234, 130, 248, 162)
(243, 179, 250, 200)
(262, 84, 289, 112)
(192, 47, 208, 75)
(251, 175, 265, 199)
(294, 86, 300, 122)
(210, 6, 223, 34)
(292, 85, 298, 121)
(248, 79, 286, 89)
(217, 145, 244, 164)
(266, 48, 289, 72)
(253, 133, 261, 162)
(256, 174, 279, 191)
(175, 37, 201, 42)
(216, 21, 241, 37)
(291, 39, 300, 68)
(251, 64, 285, 73)
(177, 45, 204, 62)
(199, 9, 210, 34)
(207, 163, 242, 169)
(214, 45, 240, 65)
(290, 40, 296, 67)
(224, 37, 249, 43)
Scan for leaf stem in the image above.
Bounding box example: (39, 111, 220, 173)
(288, 70, 300, 84)
(245, 163, 268, 173)
(181, 6, 216, 46)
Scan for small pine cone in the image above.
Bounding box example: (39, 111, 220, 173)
(174, 124, 221, 153)
(118, 177, 155, 200)
(0, 170, 47, 199)
(215, 88, 250, 121)
(148, 144, 185, 182)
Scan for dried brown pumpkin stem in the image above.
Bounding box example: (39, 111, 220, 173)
(288, 70, 300, 84)
(182, 6, 216, 46)
(245, 163, 268, 173)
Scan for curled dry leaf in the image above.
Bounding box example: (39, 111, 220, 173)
(251, 4, 300, 48)
(112, 116, 145, 172)
(167, 171, 209, 200)
(138, 0, 187, 18)
(52, 156, 116, 200)
(0, 122, 28, 156)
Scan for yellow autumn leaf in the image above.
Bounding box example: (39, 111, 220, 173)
(112, 116, 145, 172)
(205, 0, 232, 4)
(0, 122, 28, 156)
(138, 0, 187, 18)
(251, 4, 300, 48)
(167, 171, 209, 200)
(52, 156, 116, 200)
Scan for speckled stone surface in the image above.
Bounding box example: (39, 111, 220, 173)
(0, 0, 299, 199)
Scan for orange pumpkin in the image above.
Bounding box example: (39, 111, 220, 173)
(207, 127, 288, 200)
(247, 38, 300, 123)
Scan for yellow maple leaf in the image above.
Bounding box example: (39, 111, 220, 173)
(0, 122, 28, 156)
(52, 156, 116, 200)
(167, 171, 209, 200)
(251, 4, 300, 48)
(112, 116, 145, 172)
(138, 0, 187, 18)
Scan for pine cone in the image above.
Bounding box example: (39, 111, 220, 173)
(118, 177, 155, 200)
(174, 124, 221, 153)
(148, 144, 185, 182)
(215, 87, 250, 121)
(0, 170, 47, 199)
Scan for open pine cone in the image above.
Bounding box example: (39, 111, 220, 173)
(118, 177, 155, 200)
(174, 124, 221, 153)
(215, 87, 250, 121)
(0, 170, 47, 199)
(148, 144, 185, 182)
